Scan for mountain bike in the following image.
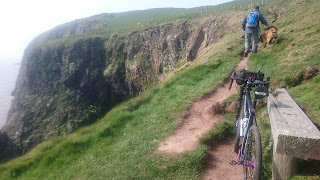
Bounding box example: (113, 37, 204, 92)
(228, 69, 270, 180)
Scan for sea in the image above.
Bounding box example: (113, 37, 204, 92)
(0, 59, 20, 128)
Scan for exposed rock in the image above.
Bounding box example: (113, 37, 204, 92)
(2, 37, 127, 155)
(127, 18, 228, 94)
(0, 16, 230, 159)
(187, 18, 227, 61)
(126, 22, 191, 93)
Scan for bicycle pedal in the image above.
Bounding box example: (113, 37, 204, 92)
(229, 160, 238, 165)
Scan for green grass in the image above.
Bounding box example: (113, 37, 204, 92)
(248, 0, 320, 179)
(248, 0, 320, 125)
(291, 176, 320, 180)
(256, 106, 273, 180)
(0, 45, 241, 179)
(2, 0, 320, 179)
(200, 121, 235, 145)
(41, 0, 280, 48)
(0, 2, 246, 178)
(42, 6, 223, 48)
(289, 75, 320, 125)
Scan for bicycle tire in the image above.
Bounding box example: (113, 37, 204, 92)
(234, 96, 244, 153)
(234, 116, 241, 153)
(243, 125, 262, 180)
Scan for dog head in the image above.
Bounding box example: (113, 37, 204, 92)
(265, 26, 278, 33)
(270, 26, 278, 33)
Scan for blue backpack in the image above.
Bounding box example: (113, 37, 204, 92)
(246, 11, 259, 27)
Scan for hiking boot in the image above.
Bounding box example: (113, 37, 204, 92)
(244, 51, 248, 57)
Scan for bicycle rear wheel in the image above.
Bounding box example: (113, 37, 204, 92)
(243, 125, 262, 180)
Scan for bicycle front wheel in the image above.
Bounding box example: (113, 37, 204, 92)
(234, 99, 244, 153)
(243, 125, 262, 180)
(234, 117, 241, 153)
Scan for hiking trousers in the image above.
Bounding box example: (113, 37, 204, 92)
(245, 32, 259, 53)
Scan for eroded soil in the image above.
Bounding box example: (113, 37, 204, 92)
(156, 56, 248, 180)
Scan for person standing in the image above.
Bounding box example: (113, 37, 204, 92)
(242, 6, 268, 57)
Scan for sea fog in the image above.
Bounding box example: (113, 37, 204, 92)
(0, 59, 20, 128)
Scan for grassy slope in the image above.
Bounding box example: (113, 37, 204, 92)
(1, 0, 320, 179)
(0, 7, 245, 179)
(248, 0, 320, 179)
(45, 7, 221, 47)
(0, 52, 241, 180)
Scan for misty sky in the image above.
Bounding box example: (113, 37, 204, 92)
(0, 0, 233, 60)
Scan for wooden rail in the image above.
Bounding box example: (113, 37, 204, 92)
(267, 88, 320, 180)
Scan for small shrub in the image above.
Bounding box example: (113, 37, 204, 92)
(284, 76, 297, 87)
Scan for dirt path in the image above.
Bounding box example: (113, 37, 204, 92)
(156, 56, 248, 179)
(201, 138, 242, 180)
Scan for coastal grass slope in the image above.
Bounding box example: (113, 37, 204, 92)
(1, 0, 320, 179)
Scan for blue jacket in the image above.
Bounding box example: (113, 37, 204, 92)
(242, 10, 268, 33)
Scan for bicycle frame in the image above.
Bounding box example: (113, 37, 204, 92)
(236, 79, 257, 167)
(229, 69, 269, 180)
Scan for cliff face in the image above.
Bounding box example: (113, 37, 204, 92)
(126, 22, 191, 93)
(0, 16, 229, 158)
(126, 18, 228, 93)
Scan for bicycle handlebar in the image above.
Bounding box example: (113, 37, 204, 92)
(230, 76, 245, 81)
(228, 70, 270, 91)
(253, 80, 270, 86)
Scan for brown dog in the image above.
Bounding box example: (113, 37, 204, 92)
(260, 26, 279, 47)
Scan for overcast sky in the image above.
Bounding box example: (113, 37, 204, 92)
(0, 0, 233, 60)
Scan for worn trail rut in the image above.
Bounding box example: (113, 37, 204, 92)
(157, 56, 248, 179)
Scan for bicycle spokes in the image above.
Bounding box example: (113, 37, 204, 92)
(243, 126, 262, 180)
(244, 132, 256, 179)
